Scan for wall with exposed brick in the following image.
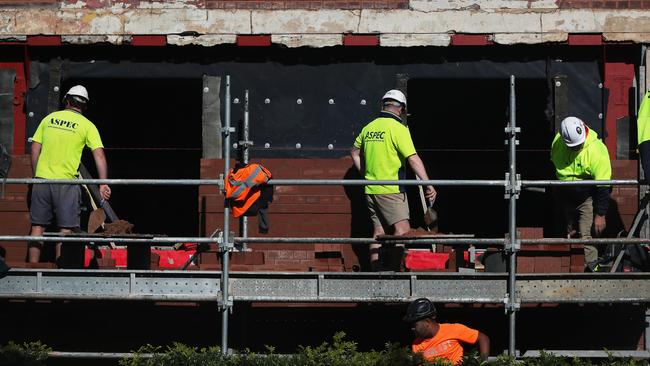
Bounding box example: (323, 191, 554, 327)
(0, 0, 649, 46)
(0, 155, 32, 265)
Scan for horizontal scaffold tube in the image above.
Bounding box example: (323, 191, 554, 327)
(3, 178, 640, 187)
(521, 179, 638, 186)
(0, 236, 647, 246)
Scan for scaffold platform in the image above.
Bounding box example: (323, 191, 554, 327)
(1, 269, 649, 304)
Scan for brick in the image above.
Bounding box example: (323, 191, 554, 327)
(534, 256, 562, 273)
(517, 256, 535, 273)
(517, 227, 544, 239)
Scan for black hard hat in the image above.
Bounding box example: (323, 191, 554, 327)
(403, 298, 436, 323)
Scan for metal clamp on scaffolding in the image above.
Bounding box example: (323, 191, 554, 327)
(504, 173, 521, 200)
(216, 230, 234, 252)
(504, 233, 521, 253)
(503, 295, 521, 314)
(218, 295, 234, 312)
(221, 126, 236, 136)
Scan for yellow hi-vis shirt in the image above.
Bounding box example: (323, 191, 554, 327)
(31, 109, 104, 179)
(353, 112, 417, 194)
(638, 91, 650, 145)
(550, 128, 611, 181)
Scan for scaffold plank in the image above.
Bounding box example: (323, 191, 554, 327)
(0, 270, 649, 304)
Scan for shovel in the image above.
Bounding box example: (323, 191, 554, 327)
(416, 178, 438, 232)
(88, 199, 106, 234)
(82, 182, 106, 234)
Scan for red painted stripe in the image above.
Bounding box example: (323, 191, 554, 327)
(567, 34, 603, 46)
(450, 34, 492, 46)
(342, 34, 379, 46)
(131, 35, 167, 46)
(26, 35, 61, 46)
(236, 35, 272, 46)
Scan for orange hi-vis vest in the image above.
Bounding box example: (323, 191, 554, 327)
(224, 163, 272, 217)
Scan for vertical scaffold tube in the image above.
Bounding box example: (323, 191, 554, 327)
(507, 75, 518, 356)
(222, 75, 231, 355)
(241, 90, 250, 249)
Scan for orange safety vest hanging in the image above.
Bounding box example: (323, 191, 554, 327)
(224, 163, 272, 217)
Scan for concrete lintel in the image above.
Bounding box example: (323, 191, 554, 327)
(410, 0, 558, 12)
(0, 35, 26, 42)
(380, 33, 451, 47)
(359, 10, 542, 34)
(541, 10, 650, 33)
(493, 32, 567, 45)
(167, 34, 236, 46)
(252, 10, 360, 34)
(271, 34, 342, 48)
(603, 32, 650, 43)
(61, 35, 130, 45)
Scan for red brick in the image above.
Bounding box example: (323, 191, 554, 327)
(534, 256, 562, 273)
(517, 256, 535, 273)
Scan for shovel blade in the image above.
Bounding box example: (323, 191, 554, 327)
(88, 208, 106, 234)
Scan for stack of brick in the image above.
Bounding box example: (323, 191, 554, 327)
(517, 227, 584, 273)
(610, 160, 638, 232)
(0, 155, 31, 267)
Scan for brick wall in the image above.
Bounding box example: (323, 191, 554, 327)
(0, 155, 32, 265)
(205, 0, 406, 9)
(557, 0, 650, 8)
(200, 158, 365, 271)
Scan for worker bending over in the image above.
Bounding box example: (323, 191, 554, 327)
(29, 85, 111, 264)
(551, 116, 611, 270)
(404, 298, 490, 364)
(350, 89, 436, 271)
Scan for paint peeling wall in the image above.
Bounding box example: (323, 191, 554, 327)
(0, 0, 649, 47)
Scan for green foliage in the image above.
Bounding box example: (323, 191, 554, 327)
(2, 337, 650, 366)
(0, 341, 51, 366)
(118, 334, 650, 366)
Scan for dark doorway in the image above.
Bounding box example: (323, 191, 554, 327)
(63, 78, 203, 237)
(407, 78, 555, 237)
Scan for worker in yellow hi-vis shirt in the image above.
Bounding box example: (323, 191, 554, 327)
(551, 116, 611, 271)
(28, 85, 111, 265)
(350, 90, 436, 271)
(637, 90, 650, 179)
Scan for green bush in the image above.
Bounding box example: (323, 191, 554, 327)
(118, 333, 650, 366)
(0, 341, 51, 366)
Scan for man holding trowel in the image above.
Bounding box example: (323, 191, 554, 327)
(351, 89, 437, 271)
(28, 85, 111, 265)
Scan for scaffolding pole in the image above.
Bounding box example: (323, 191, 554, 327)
(506, 75, 519, 356)
(221, 75, 232, 355)
(240, 90, 251, 250)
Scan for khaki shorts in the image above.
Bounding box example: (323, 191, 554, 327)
(366, 193, 410, 228)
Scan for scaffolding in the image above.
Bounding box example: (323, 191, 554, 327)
(0, 75, 649, 358)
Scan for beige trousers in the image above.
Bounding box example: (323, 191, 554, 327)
(558, 196, 599, 264)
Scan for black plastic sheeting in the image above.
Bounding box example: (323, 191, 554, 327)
(24, 45, 605, 159)
(0, 69, 15, 153)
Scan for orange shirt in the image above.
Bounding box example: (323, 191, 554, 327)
(412, 323, 479, 365)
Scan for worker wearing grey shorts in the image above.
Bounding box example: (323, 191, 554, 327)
(351, 89, 436, 271)
(28, 85, 111, 265)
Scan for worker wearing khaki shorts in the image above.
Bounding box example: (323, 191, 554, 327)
(351, 89, 436, 271)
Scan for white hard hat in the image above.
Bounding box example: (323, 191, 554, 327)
(65, 85, 89, 102)
(382, 89, 407, 107)
(560, 116, 586, 147)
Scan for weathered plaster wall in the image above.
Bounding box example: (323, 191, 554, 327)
(0, 0, 648, 47)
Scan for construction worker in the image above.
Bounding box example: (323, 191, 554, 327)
(551, 116, 611, 270)
(638, 90, 650, 179)
(28, 85, 111, 264)
(350, 89, 436, 271)
(404, 298, 490, 364)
